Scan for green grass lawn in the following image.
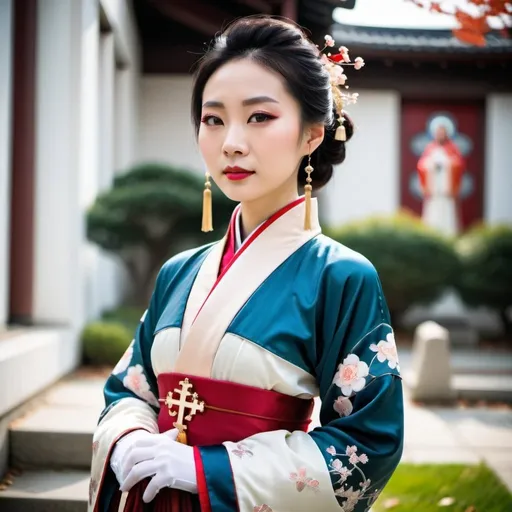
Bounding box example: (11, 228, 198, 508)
(373, 464, 512, 512)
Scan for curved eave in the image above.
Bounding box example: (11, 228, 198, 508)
(332, 22, 512, 62)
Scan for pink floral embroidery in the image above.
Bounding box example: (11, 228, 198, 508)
(331, 459, 351, 482)
(123, 364, 159, 407)
(333, 396, 353, 417)
(334, 354, 369, 397)
(112, 341, 134, 375)
(360, 479, 371, 490)
(231, 443, 253, 459)
(326, 445, 371, 510)
(346, 446, 357, 456)
(359, 454, 369, 464)
(332, 328, 400, 417)
(92, 441, 99, 456)
(123, 364, 149, 394)
(253, 506, 273, 512)
(290, 467, 320, 493)
(370, 332, 399, 370)
(334, 486, 362, 512)
(327, 328, 398, 508)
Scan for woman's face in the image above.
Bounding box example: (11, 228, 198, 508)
(198, 58, 313, 204)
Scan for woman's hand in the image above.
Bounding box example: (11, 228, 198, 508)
(110, 429, 154, 486)
(118, 428, 198, 503)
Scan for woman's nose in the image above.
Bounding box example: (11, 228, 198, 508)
(222, 127, 248, 157)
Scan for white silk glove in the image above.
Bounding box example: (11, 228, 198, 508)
(110, 430, 153, 486)
(118, 428, 198, 503)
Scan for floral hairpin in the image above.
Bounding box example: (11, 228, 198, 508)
(320, 35, 365, 141)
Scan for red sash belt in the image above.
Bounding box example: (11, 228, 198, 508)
(157, 373, 314, 443)
(114, 373, 313, 511)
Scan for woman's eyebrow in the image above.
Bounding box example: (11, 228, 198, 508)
(202, 96, 279, 109)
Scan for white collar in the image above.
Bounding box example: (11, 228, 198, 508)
(234, 208, 243, 252)
(234, 208, 266, 252)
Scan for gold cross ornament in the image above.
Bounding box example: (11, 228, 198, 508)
(159, 378, 205, 444)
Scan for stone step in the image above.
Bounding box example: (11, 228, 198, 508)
(454, 374, 512, 403)
(9, 378, 104, 470)
(0, 469, 89, 512)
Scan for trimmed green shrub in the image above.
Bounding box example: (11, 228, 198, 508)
(102, 306, 144, 335)
(87, 162, 234, 305)
(81, 321, 132, 366)
(327, 212, 461, 322)
(456, 224, 512, 335)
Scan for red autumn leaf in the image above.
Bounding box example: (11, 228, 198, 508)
(455, 10, 490, 34)
(474, 15, 491, 34)
(411, 0, 511, 46)
(453, 28, 487, 46)
(489, 1, 511, 16)
(490, 0, 509, 11)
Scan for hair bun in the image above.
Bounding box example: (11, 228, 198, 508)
(298, 111, 354, 189)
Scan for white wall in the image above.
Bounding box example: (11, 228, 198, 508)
(321, 90, 401, 228)
(99, 33, 115, 191)
(86, 32, 125, 321)
(87, 0, 140, 319)
(138, 76, 204, 173)
(34, 0, 140, 327)
(0, 0, 13, 327)
(485, 94, 512, 224)
(100, 0, 140, 67)
(103, 0, 142, 173)
(114, 66, 140, 172)
(34, 0, 84, 327)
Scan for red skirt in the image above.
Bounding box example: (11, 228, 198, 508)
(111, 373, 314, 511)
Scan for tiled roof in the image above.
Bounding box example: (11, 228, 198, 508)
(332, 23, 512, 54)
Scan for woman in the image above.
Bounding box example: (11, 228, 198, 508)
(90, 16, 404, 512)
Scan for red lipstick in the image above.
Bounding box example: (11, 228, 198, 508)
(223, 166, 255, 181)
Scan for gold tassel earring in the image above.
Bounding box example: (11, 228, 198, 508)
(202, 172, 213, 232)
(304, 151, 314, 230)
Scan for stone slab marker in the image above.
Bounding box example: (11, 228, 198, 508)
(409, 320, 455, 402)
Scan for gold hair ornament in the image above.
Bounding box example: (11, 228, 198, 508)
(319, 35, 365, 141)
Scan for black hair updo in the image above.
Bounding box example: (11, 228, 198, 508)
(191, 16, 354, 190)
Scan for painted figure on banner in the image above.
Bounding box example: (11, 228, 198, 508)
(416, 116, 466, 236)
(89, 17, 404, 512)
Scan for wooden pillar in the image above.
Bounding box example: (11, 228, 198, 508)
(9, 0, 37, 324)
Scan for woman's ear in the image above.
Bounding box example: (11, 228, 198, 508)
(303, 123, 325, 155)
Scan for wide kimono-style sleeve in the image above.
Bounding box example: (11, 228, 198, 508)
(88, 273, 165, 511)
(195, 260, 404, 512)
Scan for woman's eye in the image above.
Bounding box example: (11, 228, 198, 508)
(201, 115, 222, 126)
(248, 113, 274, 123)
